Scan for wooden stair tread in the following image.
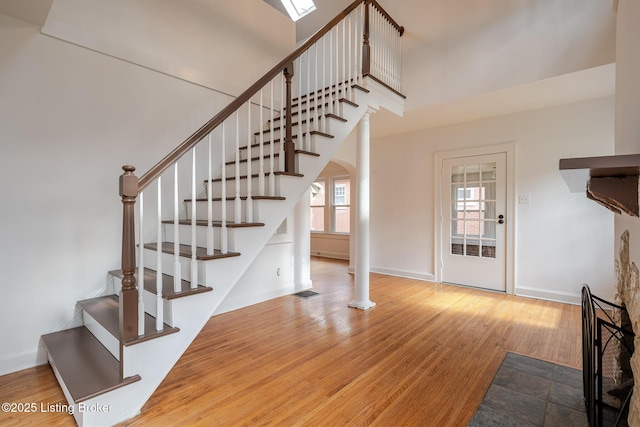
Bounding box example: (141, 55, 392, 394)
(292, 96, 359, 111)
(109, 268, 213, 300)
(144, 242, 241, 261)
(269, 111, 347, 125)
(255, 114, 345, 135)
(225, 150, 319, 165)
(161, 219, 265, 228)
(77, 295, 179, 345)
(41, 327, 141, 403)
(206, 171, 303, 183)
(339, 97, 358, 107)
(241, 134, 299, 149)
(291, 80, 357, 104)
(185, 196, 286, 202)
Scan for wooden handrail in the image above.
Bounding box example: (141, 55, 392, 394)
(369, 0, 404, 36)
(121, 0, 405, 355)
(138, 0, 369, 192)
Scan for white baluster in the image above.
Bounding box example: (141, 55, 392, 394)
(138, 191, 144, 336)
(207, 133, 214, 255)
(329, 28, 334, 118)
(338, 18, 347, 94)
(221, 121, 228, 254)
(269, 80, 275, 196)
(279, 73, 285, 172)
(306, 47, 312, 151)
(190, 148, 197, 289)
(334, 24, 339, 115)
(347, 13, 352, 101)
(322, 35, 327, 132)
(156, 176, 163, 330)
(246, 101, 253, 223)
(258, 88, 266, 196)
(235, 111, 242, 222)
(358, 4, 363, 85)
(386, 17, 391, 86)
(297, 59, 303, 152)
(173, 163, 181, 293)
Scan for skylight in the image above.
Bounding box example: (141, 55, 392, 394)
(280, 0, 316, 21)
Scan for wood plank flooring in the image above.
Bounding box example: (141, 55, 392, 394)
(0, 257, 582, 426)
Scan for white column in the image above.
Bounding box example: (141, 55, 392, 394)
(294, 189, 312, 290)
(349, 109, 376, 310)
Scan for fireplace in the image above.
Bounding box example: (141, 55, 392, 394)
(582, 283, 634, 426)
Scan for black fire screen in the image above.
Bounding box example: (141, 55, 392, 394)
(582, 285, 634, 427)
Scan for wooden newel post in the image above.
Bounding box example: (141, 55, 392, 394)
(119, 165, 139, 350)
(284, 63, 295, 173)
(362, 0, 371, 76)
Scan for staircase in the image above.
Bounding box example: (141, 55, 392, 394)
(40, 1, 405, 425)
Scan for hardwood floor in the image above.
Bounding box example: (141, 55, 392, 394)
(0, 257, 582, 426)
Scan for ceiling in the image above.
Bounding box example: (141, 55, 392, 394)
(2, 0, 616, 138)
(296, 0, 616, 137)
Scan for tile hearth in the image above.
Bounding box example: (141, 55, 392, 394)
(469, 352, 588, 427)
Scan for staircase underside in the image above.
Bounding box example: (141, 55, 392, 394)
(40, 76, 404, 426)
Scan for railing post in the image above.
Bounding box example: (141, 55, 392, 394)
(362, 0, 371, 76)
(284, 63, 295, 173)
(119, 165, 139, 376)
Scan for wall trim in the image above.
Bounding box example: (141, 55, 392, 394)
(312, 251, 349, 260)
(369, 266, 436, 282)
(515, 286, 580, 305)
(0, 344, 49, 376)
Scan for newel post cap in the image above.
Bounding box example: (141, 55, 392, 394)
(119, 165, 138, 198)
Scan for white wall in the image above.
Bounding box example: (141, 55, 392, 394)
(42, 0, 294, 96)
(0, 0, 295, 374)
(614, 0, 640, 266)
(369, 97, 616, 303)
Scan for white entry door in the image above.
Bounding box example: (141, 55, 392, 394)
(441, 153, 506, 291)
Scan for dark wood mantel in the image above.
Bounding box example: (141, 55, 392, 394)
(559, 154, 640, 216)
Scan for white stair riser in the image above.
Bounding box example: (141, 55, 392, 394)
(241, 134, 318, 160)
(142, 247, 240, 286)
(205, 175, 283, 199)
(225, 155, 283, 178)
(112, 276, 175, 327)
(255, 116, 334, 142)
(185, 198, 263, 222)
(82, 310, 120, 361)
(162, 223, 247, 250)
(143, 248, 201, 285)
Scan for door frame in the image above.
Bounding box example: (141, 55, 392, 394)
(434, 143, 516, 294)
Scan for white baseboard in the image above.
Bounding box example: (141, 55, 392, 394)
(369, 266, 435, 282)
(311, 251, 349, 260)
(515, 286, 581, 305)
(0, 344, 49, 376)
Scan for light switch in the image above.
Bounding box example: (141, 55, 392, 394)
(519, 194, 531, 204)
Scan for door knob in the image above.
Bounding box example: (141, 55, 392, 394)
(498, 214, 504, 224)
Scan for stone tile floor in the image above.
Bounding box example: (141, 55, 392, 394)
(468, 352, 589, 427)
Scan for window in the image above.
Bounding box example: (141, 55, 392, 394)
(310, 180, 325, 232)
(279, 0, 316, 21)
(310, 176, 350, 234)
(332, 178, 350, 233)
